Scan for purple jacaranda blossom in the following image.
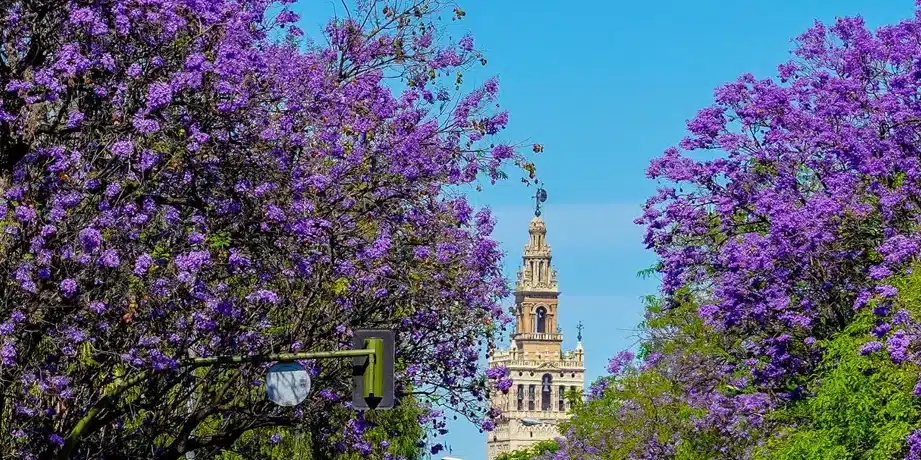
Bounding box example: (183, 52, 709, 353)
(104, 182, 121, 198)
(78, 227, 102, 252)
(877, 285, 898, 298)
(459, 34, 475, 52)
(187, 232, 205, 244)
(1, 343, 16, 365)
(145, 82, 172, 110)
(66, 111, 84, 128)
(485, 366, 508, 379)
(59, 279, 77, 298)
(99, 249, 120, 268)
(869, 265, 893, 280)
(175, 250, 210, 273)
(110, 140, 133, 157)
(40, 224, 56, 237)
(134, 254, 153, 275)
(88, 301, 106, 314)
(246, 289, 279, 304)
(132, 115, 160, 134)
(0, 1, 531, 456)
(545, 8, 921, 459)
(606, 350, 635, 376)
(127, 63, 142, 77)
(908, 429, 921, 460)
(14, 205, 36, 223)
(860, 341, 883, 355)
(888, 330, 911, 364)
(872, 322, 892, 338)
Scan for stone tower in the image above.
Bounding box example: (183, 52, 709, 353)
(485, 209, 585, 459)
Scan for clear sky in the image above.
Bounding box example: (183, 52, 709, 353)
(291, 1, 916, 458)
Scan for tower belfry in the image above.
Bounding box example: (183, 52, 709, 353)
(485, 188, 585, 460)
(512, 214, 561, 351)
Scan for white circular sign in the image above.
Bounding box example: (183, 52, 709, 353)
(265, 362, 311, 407)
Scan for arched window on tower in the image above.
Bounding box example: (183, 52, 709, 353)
(536, 307, 547, 333)
(541, 374, 552, 411)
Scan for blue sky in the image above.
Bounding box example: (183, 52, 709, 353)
(291, 0, 916, 458)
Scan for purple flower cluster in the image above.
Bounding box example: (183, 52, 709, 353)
(0, 0, 530, 457)
(605, 350, 634, 376)
(486, 365, 513, 394)
(554, 6, 921, 459)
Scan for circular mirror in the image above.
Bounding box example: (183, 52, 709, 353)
(265, 362, 311, 407)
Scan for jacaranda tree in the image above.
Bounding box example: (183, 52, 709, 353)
(545, 5, 921, 459)
(0, 0, 524, 458)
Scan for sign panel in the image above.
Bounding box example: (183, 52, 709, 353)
(352, 329, 395, 410)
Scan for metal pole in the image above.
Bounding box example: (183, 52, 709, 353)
(185, 349, 197, 460)
(186, 349, 375, 367)
(361, 338, 384, 401)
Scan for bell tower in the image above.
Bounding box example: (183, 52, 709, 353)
(485, 188, 585, 460)
(512, 215, 562, 357)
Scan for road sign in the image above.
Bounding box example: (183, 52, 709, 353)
(351, 329, 395, 410)
(265, 362, 311, 407)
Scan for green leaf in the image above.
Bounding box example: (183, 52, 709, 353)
(333, 277, 350, 296)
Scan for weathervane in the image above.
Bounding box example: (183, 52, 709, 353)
(576, 321, 584, 342)
(534, 187, 547, 217)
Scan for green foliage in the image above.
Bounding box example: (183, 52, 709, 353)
(215, 396, 426, 460)
(567, 368, 689, 459)
(558, 291, 733, 459)
(207, 231, 232, 249)
(753, 267, 921, 460)
(636, 263, 662, 280)
(562, 267, 921, 459)
(336, 399, 426, 460)
(215, 429, 312, 460)
(753, 315, 919, 459)
(496, 440, 560, 460)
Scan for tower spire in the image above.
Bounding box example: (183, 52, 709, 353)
(516, 188, 557, 293)
(513, 189, 561, 341)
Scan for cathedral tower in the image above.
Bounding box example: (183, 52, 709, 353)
(485, 190, 585, 459)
